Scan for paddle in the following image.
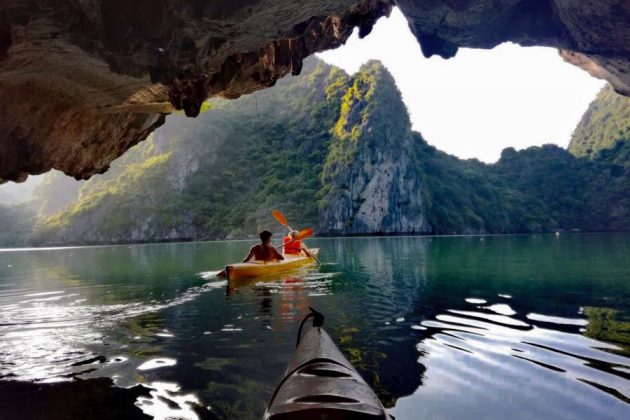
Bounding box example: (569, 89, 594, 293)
(278, 226, 321, 265)
(273, 214, 321, 266)
(272, 209, 293, 232)
(277, 227, 314, 249)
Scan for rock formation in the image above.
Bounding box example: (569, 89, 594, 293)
(0, 0, 390, 182)
(319, 61, 430, 235)
(24, 58, 434, 244)
(568, 84, 630, 158)
(396, 0, 630, 96)
(2, 58, 629, 245)
(1, 0, 629, 182)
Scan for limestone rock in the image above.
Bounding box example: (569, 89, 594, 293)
(320, 61, 431, 235)
(0, 0, 390, 182)
(568, 84, 630, 157)
(1, 0, 629, 183)
(396, 0, 630, 96)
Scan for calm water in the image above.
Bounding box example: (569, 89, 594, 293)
(0, 234, 629, 419)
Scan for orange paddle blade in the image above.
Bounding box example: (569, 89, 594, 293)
(294, 227, 314, 241)
(272, 209, 289, 227)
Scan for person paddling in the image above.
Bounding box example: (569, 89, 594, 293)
(283, 230, 313, 257)
(243, 230, 284, 262)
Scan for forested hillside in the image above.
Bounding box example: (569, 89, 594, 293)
(414, 140, 629, 234)
(1, 58, 628, 246)
(569, 84, 630, 157)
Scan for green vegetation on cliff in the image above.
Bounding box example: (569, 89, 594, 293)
(419, 141, 629, 234)
(22, 59, 347, 243)
(569, 84, 630, 157)
(180, 59, 348, 238)
(416, 140, 515, 233)
(492, 145, 629, 232)
(1, 58, 629, 245)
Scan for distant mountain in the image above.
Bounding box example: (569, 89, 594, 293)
(0, 58, 628, 246)
(569, 84, 630, 158)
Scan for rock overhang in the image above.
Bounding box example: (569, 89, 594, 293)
(0, 0, 628, 182)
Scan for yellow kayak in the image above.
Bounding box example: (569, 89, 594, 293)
(225, 249, 320, 282)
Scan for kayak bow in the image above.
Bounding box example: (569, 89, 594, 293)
(264, 308, 392, 420)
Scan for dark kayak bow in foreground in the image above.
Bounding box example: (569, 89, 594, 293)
(264, 308, 393, 419)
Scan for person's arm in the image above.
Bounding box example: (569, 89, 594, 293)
(242, 246, 255, 263)
(272, 246, 285, 260)
(300, 242, 312, 257)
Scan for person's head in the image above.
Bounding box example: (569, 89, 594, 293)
(259, 230, 273, 243)
(289, 230, 298, 239)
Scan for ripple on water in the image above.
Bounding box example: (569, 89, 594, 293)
(221, 325, 243, 332)
(526, 313, 589, 326)
(465, 298, 487, 304)
(484, 303, 517, 316)
(0, 280, 226, 381)
(403, 299, 630, 419)
(137, 358, 177, 371)
(136, 381, 204, 420)
(448, 309, 530, 328)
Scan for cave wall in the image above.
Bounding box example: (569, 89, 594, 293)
(395, 0, 630, 94)
(0, 0, 628, 182)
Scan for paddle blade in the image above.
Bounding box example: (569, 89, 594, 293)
(272, 209, 289, 227)
(294, 227, 314, 241)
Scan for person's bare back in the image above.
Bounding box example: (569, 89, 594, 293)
(247, 243, 284, 262)
(243, 230, 284, 262)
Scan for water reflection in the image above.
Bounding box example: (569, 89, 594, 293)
(225, 268, 336, 327)
(583, 307, 630, 354)
(0, 256, 226, 382)
(1, 235, 629, 419)
(136, 381, 202, 420)
(394, 296, 630, 419)
(392, 234, 630, 420)
(318, 237, 429, 406)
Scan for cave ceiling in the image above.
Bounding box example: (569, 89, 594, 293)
(0, 0, 628, 182)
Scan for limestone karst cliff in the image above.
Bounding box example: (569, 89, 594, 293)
(569, 84, 630, 158)
(1, 58, 627, 246)
(1, 0, 629, 183)
(319, 61, 430, 234)
(29, 58, 434, 243)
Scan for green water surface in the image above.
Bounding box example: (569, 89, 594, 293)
(0, 234, 629, 419)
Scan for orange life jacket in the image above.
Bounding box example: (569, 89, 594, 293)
(283, 236, 302, 254)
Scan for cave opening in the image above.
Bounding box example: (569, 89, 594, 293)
(0, 3, 629, 420)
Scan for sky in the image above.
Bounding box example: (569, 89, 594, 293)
(317, 8, 606, 163)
